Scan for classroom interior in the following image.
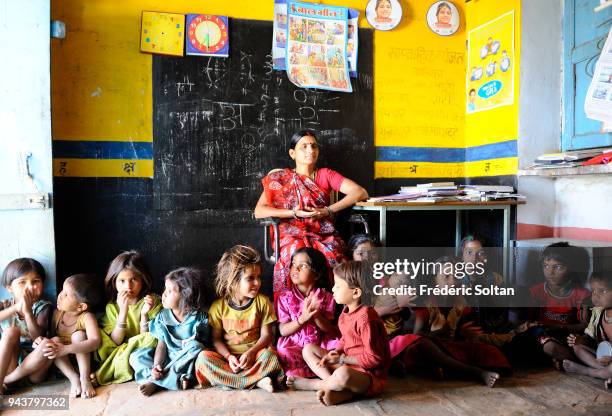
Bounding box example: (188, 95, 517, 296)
(1, 0, 612, 415)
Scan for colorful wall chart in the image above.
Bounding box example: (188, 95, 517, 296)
(286, 1, 352, 92)
(466, 10, 514, 113)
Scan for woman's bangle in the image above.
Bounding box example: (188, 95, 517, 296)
(224, 352, 232, 360)
(296, 316, 303, 326)
(292, 209, 298, 219)
(116, 321, 127, 329)
(338, 353, 346, 366)
(325, 206, 334, 217)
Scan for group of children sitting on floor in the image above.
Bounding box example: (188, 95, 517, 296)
(0, 237, 610, 406)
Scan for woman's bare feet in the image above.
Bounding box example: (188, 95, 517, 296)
(316, 389, 355, 406)
(89, 372, 99, 387)
(255, 377, 274, 393)
(480, 370, 500, 388)
(67, 374, 82, 398)
(80, 376, 96, 398)
(138, 382, 159, 396)
(286, 376, 318, 391)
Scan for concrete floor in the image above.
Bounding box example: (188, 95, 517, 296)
(2, 369, 610, 416)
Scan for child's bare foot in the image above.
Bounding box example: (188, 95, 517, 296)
(605, 378, 611, 390)
(138, 382, 159, 396)
(480, 370, 500, 388)
(256, 377, 274, 393)
(89, 373, 99, 387)
(68, 374, 82, 398)
(562, 359, 581, 373)
(552, 358, 564, 371)
(286, 376, 317, 391)
(80, 376, 96, 398)
(316, 389, 355, 406)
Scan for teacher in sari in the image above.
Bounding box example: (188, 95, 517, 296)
(254, 130, 369, 300)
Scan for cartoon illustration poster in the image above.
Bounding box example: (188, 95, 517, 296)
(286, 1, 352, 92)
(466, 11, 514, 113)
(273, 0, 358, 78)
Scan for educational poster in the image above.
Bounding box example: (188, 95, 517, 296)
(585, 26, 612, 123)
(185, 14, 229, 57)
(140, 11, 185, 56)
(466, 11, 514, 113)
(273, 0, 359, 77)
(286, 1, 352, 92)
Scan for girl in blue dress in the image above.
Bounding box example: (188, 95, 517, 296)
(130, 267, 208, 396)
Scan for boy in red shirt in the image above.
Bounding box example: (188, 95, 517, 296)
(287, 261, 390, 406)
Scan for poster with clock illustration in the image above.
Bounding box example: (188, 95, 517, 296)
(140, 11, 185, 56)
(186, 14, 229, 57)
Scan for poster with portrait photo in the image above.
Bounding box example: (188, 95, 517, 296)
(366, 0, 402, 31)
(426, 1, 460, 36)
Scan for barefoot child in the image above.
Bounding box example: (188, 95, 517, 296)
(563, 272, 612, 389)
(130, 267, 208, 396)
(195, 245, 284, 392)
(276, 247, 339, 377)
(389, 257, 509, 388)
(7, 274, 102, 398)
(92, 250, 162, 386)
(528, 243, 590, 368)
(288, 260, 390, 406)
(0, 258, 52, 393)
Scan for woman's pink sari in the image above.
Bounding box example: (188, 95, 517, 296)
(262, 168, 346, 300)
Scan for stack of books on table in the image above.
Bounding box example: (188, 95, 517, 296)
(367, 183, 525, 203)
(459, 185, 524, 201)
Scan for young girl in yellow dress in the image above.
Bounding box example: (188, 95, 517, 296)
(195, 245, 285, 391)
(92, 250, 162, 386)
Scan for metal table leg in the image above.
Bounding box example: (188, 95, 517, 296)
(380, 206, 387, 245)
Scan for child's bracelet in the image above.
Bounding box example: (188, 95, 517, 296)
(224, 352, 232, 360)
(325, 206, 334, 217)
(296, 316, 303, 326)
(116, 321, 127, 329)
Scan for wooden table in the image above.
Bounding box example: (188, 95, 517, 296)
(353, 200, 526, 278)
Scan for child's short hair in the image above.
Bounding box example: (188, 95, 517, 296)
(214, 245, 261, 300)
(67, 274, 103, 310)
(104, 250, 153, 301)
(460, 234, 486, 251)
(541, 242, 590, 285)
(590, 271, 612, 288)
(291, 247, 330, 290)
(2, 258, 46, 287)
(333, 261, 365, 291)
(347, 234, 379, 259)
(165, 267, 205, 313)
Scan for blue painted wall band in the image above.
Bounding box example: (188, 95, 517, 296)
(53, 141, 153, 160)
(376, 140, 517, 163)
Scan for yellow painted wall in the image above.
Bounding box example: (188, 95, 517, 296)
(51, 1, 517, 179)
(464, 0, 520, 176)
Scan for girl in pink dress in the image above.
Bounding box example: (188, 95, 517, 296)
(276, 247, 339, 377)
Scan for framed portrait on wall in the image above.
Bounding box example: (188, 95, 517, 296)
(426, 1, 460, 36)
(366, 0, 402, 31)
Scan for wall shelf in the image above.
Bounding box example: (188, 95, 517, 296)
(518, 164, 612, 177)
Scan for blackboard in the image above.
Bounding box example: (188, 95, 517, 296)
(153, 18, 374, 212)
